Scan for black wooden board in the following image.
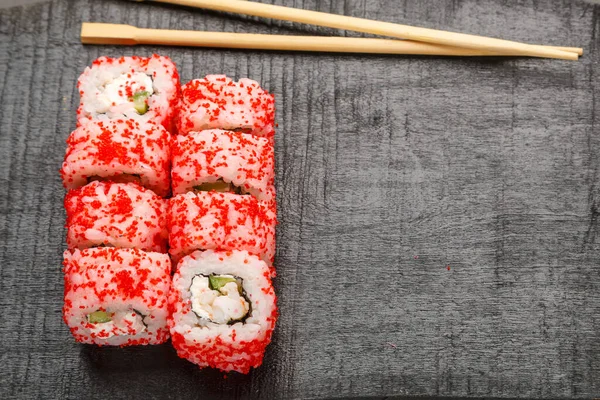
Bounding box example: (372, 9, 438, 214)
(1, 0, 599, 398)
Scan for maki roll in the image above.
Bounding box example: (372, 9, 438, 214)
(177, 75, 275, 139)
(167, 191, 276, 265)
(64, 181, 168, 252)
(171, 129, 275, 201)
(77, 55, 180, 133)
(60, 119, 170, 197)
(63, 248, 171, 346)
(169, 250, 277, 373)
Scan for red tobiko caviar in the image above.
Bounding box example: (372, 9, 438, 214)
(167, 191, 276, 269)
(171, 129, 275, 201)
(60, 119, 171, 197)
(62, 247, 171, 346)
(65, 181, 168, 252)
(177, 75, 274, 140)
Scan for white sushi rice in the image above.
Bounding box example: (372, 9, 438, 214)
(169, 250, 277, 371)
(172, 250, 274, 331)
(77, 55, 179, 131)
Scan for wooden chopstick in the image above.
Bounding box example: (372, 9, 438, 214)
(81, 23, 579, 58)
(136, 0, 580, 60)
(551, 46, 583, 55)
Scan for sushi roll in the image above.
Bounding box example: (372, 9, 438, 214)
(167, 191, 276, 265)
(177, 75, 275, 139)
(64, 181, 168, 252)
(171, 129, 275, 201)
(63, 248, 171, 346)
(77, 55, 180, 133)
(169, 250, 277, 373)
(60, 119, 170, 197)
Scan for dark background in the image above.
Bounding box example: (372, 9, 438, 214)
(1, 0, 599, 398)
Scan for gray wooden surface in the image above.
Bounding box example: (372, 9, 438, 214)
(1, 0, 599, 399)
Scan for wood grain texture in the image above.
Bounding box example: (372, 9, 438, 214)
(0, 0, 599, 399)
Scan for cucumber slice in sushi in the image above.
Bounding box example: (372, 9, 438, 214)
(87, 310, 112, 324)
(131, 91, 150, 115)
(208, 275, 237, 291)
(209, 275, 244, 295)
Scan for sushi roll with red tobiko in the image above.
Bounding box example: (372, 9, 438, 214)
(77, 55, 180, 133)
(171, 129, 274, 201)
(177, 75, 275, 139)
(63, 248, 171, 346)
(64, 181, 168, 252)
(168, 250, 277, 373)
(167, 191, 276, 267)
(60, 119, 170, 197)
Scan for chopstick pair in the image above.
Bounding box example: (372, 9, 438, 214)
(81, 0, 582, 60)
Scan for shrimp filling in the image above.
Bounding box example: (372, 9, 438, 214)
(86, 309, 147, 338)
(96, 72, 154, 115)
(190, 274, 250, 324)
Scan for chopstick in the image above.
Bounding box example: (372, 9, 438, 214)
(135, 0, 580, 60)
(81, 23, 579, 58)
